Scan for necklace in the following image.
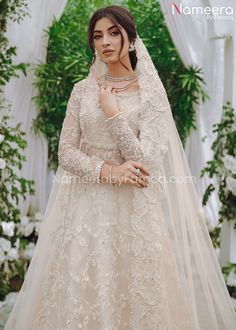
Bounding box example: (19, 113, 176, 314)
(105, 72, 136, 82)
(104, 72, 138, 93)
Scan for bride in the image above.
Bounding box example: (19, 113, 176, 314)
(4, 5, 236, 330)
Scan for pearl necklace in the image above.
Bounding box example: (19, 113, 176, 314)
(104, 72, 138, 93)
(105, 72, 137, 82)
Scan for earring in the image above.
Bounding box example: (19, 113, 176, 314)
(129, 43, 135, 52)
(95, 49, 99, 56)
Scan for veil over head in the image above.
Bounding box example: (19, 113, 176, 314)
(4, 34, 236, 329)
(88, 33, 236, 328)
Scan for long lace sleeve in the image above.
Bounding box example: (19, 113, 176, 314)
(105, 87, 169, 175)
(58, 81, 105, 183)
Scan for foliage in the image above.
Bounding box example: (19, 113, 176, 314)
(209, 224, 221, 249)
(0, 0, 29, 90)
(0, 212, 43, 300)
(0, 115, 35, 223)
(0, 114, 36, 301)
(222, 263, 236, 298)
(201, 102, 236, 238)
(33, 0, 208, 170)
(0, 0, 36, 301)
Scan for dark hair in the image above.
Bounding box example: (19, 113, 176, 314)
(87, 5, 137, 71)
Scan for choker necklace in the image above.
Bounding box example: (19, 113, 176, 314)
(104, 76, 138, 93)
(105, 72, 137, 82)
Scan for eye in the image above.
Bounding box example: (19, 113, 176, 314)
(111, 31, 120, 36)
(93, 31, 120, 40)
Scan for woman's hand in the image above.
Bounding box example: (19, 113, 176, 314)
(98, 83, 119, 118)
(112, 160, 150, 188)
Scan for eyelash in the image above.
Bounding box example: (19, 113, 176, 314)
(93, 31, 120, 40)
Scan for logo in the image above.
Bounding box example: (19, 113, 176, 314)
(172, 3, 234, 20)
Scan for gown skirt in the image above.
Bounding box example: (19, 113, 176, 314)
(4, 83, 236, 330)
(4, 168, 199, 330)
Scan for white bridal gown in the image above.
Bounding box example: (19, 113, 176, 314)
(4, 76, 236, 330)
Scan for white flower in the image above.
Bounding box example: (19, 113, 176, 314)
(227, 270, 236, 287)
(226, 176, 236, 196)
(0, 249, 6, 264)
(24, 223, 35, 237)
(7, 248, 18, 261)
(34, 222, 42, 235)
(34, 212, 43, 221)
(0, 134, 4, 143)
(4, 292, 19, 307)
(1, 221, 15, 237)
(0, 237, 11, 252)
(20, 216, 29, 226)
(222, 155, 236, 174)
(14, 237, 20, 249)
(21, 242, 35, 259)
(0, 158, 6, 169)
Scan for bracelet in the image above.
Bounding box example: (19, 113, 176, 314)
(96, 160, 105, 184)
(109, 165, 115, 186)
(105, 111, 122, 122)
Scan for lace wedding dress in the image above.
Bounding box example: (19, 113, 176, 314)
(4, 35, 236, 330)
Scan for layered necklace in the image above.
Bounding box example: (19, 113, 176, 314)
(104, 71, 138, 93)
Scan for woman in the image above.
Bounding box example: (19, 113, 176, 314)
(4, 5, 236, 330)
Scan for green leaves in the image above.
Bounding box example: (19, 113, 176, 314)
(201, 102, 236, 240)
(0, 1, 30, 91)
(0, 115, 35, 220)
(0, 0, 35, 302)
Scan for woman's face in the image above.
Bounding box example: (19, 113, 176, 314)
(93, 17, 130, 64)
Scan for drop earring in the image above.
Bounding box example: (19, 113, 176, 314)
(129, 43, 135, 52)
(95, 49, 99, 57)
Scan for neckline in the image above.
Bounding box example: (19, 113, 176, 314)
(96, 73, 140, 97)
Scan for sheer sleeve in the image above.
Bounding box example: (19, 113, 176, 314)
(58, 80, 105, 183)
(105, 88, 169, 175)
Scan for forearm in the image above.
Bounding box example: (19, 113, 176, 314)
(58, 144, 105, 183)
(100, 162, 115, 184)
(105, 113, 154, 169)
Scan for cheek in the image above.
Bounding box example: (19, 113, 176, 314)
(119, 44, 129, 57)
(94, 40, 101, 50)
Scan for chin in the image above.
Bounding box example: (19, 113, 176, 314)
(104, 57, 119, 64)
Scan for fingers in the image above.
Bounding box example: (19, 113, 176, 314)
(131, 161, 150, 176)
(129, 174, 148, 188)
(126, 177, 143, 188)
(98, 85, 116, 94)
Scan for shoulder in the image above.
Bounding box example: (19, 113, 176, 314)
(71, 78, 88, 102)
(73, 78, 87, 92)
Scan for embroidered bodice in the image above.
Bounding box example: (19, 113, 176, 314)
(58, 79, 144, 182)
(58, 77, 169, 184)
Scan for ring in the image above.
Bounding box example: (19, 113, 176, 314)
(133, 168, 141, 176)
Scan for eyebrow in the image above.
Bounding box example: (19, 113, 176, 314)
(93, 25, 118, 34)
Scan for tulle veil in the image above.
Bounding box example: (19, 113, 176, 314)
(4, 34, 236, 329)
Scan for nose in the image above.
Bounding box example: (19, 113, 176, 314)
(102, 34, 111, 46)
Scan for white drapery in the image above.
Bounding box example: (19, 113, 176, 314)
(159, 0, 228, 228)
(159, 0, 236, 264)
(4, 0, 68, 215)
(207, 0, 236, 265)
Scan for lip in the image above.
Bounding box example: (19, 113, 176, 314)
(103, 50, 114, 54)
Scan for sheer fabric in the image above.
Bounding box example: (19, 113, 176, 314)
(4, 0, 68, 214)
(4, 35, 236, 330)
